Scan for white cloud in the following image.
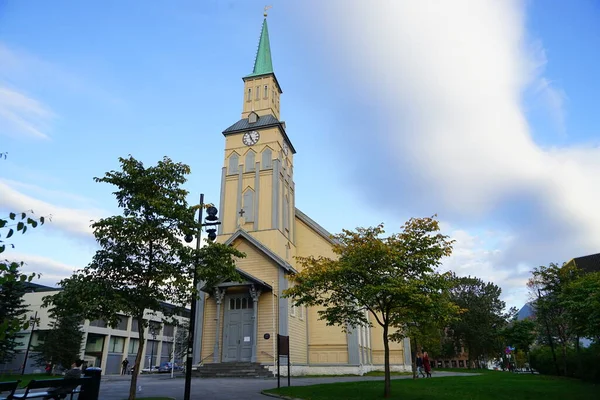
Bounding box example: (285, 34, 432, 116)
(0, 86, 54, 139)
(0, 180, 105, 239)
(303, 0, 600, 303)
(7, 252, 80, 288)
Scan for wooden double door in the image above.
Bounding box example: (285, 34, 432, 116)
(223, 295, 254, 362)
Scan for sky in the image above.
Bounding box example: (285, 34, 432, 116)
(1, 0, 600, 310)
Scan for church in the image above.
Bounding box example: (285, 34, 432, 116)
(192, 15, 411, 376)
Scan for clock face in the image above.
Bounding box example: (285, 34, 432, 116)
(242, 131, 260, 146)
(282, 141, 289, 156)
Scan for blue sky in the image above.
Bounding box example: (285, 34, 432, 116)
(2, 0, 600, 309)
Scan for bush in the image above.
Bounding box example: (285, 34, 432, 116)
(530, 343, 600, 382)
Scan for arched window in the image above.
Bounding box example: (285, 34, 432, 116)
(261, 148, 272, 169)
(264, 85, 268, 98)
(283, 195, 289, 231)
(245, 151, 255, 172)
(228, 153, 239, 174)
(247, 88, 252, 101)
(243, 189, 255, 222)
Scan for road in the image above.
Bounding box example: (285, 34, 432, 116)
(99, 371, 476, 400)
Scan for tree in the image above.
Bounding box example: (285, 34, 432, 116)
(1, 210, 47, 341)
(36, 286, 85, 371)
(528, 263, 579, 375)
(502, 318, 536, 370)
(447, 276, 513, 368)
(174, 319, 190, 362)
(50, 156, 244, 400)
(0, 262, 29, 363)
(284, 217, 459, 398)
(562, 271, 600, 343)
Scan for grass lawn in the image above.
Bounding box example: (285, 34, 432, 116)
(0, 373, 61, 387)
(264, 369, 598, 400)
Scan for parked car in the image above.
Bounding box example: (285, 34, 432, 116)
(158, 362, 183, 373)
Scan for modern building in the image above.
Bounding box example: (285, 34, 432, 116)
(191, 14, 411, 376)
(0, 282, 189, 375)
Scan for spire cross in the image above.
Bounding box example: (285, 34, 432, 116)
(264, 5, 272, 17)
(239, 209, 246, 217)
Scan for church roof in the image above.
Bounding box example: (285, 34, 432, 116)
(222, 114, 297, 154)
(224, 229, 297, 274)
(210, 268, 273, 292)
(570, 252, 600, 273)
(223, 114, 280, 134)
(245, 18, 274, 78)
(295, 208, 340, 246)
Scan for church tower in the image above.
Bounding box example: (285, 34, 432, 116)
(217, 15, 296, 262)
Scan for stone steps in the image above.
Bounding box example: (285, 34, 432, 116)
(193, 362, 273, 378)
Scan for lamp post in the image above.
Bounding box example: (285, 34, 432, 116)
(149, 325, 158, 373)
(21, 311, 38, 375)
(183, 193, 220, 400)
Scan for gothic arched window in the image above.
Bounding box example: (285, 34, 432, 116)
(228, 153, 239, 175)
(245, 151, 256, 172)
(261, 148, 273, 170)
(243, 189, 255, 222)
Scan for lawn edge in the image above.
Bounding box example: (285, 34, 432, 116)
(261, 389, 303, 400)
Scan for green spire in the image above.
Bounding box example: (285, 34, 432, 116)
(246, 18, 274, 78)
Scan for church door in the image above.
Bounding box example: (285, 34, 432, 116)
(223, 295, 254, 362)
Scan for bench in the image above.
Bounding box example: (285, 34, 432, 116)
(11, 377, 90, 400)
(0, 380, 21, 400)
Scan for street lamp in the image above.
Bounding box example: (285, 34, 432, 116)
(183, 193, 220, 400)
(21, 311, 38, 375)
(149, 324, 158, 373)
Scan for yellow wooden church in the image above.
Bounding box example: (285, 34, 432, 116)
(193, 15, 411, 376)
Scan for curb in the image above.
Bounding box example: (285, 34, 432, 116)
(261, 390, 303, 400)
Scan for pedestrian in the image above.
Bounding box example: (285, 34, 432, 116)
(416, 352, 425, 378)
(121, 358, 129, 375)
(43, 359, 83, 399)
(423, 351, 432, 378)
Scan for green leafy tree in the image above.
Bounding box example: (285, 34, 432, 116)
(33, 313, 84, 371)
(1, 211, 47, 342)
(284, 217, 459, 398)
(562, 271, 600, 343)
(502, 318, 536, 370)
(0, 262, 29, 362)
(36, 284, 85, 371)
(50, 156, 244, 400)
(528, 263, 579, 375)
(447, 276, 513, 368)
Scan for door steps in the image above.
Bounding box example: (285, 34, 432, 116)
(192, 362, 273, 378)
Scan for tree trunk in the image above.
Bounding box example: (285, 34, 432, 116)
(575, 336, 582, 376)
(383, 325, 391, 398)
(129, 315, 146, 400)
(411, 337, 417, 379)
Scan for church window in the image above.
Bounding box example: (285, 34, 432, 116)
(272, 89, 275, 103)
(248, 112, 258, 124)
(245, 151, 255, 172)
(264, 85, 268, 98)
(261, 148, 272, 169)
(290, 302, 296, 317)
(283, 195, 289, 232)
(228, 153, 239, 174)
(242, 189, 255, 222)
(299, 305, 304, 320)
(247, 88, 252, 101)
(256, 86, 260, 100)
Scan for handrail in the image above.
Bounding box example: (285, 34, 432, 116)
(199, 353, 214, 365)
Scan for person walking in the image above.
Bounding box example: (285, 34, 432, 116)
(121, 358, 129, 375)
(416, 352, 426, 378)
(423, 351, 432, 378)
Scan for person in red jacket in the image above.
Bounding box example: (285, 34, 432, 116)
(423, 351, 432, 378)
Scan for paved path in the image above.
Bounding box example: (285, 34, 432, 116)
(99, 371, 477, 400)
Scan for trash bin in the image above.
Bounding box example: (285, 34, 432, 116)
(79, 367, 102, 400)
